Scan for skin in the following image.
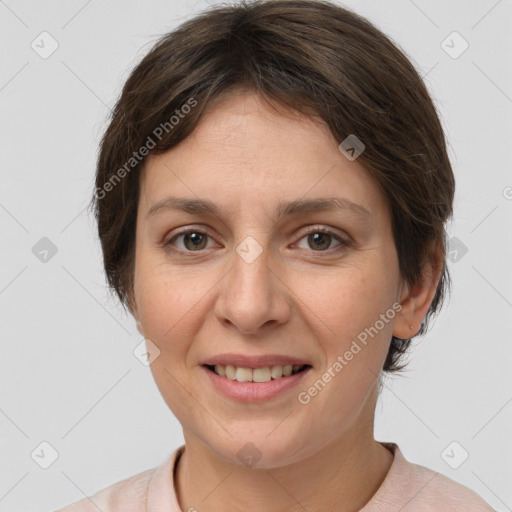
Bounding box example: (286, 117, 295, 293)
(130, 91, 442, 511)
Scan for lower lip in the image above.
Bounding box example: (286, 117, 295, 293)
(201, 365, 312, 402)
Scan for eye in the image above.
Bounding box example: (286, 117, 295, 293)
(164, 226, 350, 255)
(165, 229, 215, 252)
(295, 227, 349, 252)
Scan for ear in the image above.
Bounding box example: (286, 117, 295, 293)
(127, 288, 145, 337)
(393, 240, 444, 339)
(136, 320, 144, 337)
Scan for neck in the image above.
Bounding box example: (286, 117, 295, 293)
(174, 426, 393, 512)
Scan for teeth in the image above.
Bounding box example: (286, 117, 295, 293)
(236, 367, 253, 382)
(225, 365, 236, 380)
(210, 363, 307, 382)
(271, 365, 283, 379)
(253, 367, 271, 382)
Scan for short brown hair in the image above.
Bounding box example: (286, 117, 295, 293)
(90, 0, 454, 373)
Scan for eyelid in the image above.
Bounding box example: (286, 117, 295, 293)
(164, 225, 217, 247)
(164, 224, 351, 253)
(296, 225, 349, 242)
(292, 225, 351, 251)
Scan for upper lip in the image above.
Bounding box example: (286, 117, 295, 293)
(201, 353, 312, 369)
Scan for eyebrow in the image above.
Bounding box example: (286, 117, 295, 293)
(146, 195, 372, 220)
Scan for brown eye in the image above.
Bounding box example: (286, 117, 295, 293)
(307, 232, 332, 251)
(166, 230, 212, 251)
(295, 228, 348, 253)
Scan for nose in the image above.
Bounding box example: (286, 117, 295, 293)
(213, 241, 291, 335)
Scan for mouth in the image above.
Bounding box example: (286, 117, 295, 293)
(201, 362, 313, 402)
(199, 353, 313, 401)
(202, 363, 312, 383)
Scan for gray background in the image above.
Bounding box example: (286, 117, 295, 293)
(0, 0, 511, 510)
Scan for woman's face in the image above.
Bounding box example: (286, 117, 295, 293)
(131, 92, 412, 467)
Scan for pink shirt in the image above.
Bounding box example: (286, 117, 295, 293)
(55, 443, 494, 511)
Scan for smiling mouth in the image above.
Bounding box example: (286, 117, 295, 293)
(203, 363, 311, 383)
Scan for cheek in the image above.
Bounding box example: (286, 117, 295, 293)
(134, 256, 184, 344)
(301, 270, 394, 425)
(300, 263, 395, 346)
(133, 253, 219, 356)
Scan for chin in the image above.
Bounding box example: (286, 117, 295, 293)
(207, 431, 311, 469)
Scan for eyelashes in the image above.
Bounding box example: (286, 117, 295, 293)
(165, 230, 215, 252)
(296, 226, 350, 252)
(164, 226, 351, 255)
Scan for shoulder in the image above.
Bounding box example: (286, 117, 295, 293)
(54, 445, 184, 512)
(363, 443, 495, 511)
(411, 468, 495, 511)
(54, 466, 156, 512)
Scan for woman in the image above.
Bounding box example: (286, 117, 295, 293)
(56, 0, 494, 510)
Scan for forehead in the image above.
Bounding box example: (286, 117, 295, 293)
(138, 92, 387, 221)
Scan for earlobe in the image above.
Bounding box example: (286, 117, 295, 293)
(393, 241, 444, 339)
(128, 291, 144, 337)
(393, 294, 418, 340)
(136, 319, 144, 337)
(132, 304, 144, 337)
